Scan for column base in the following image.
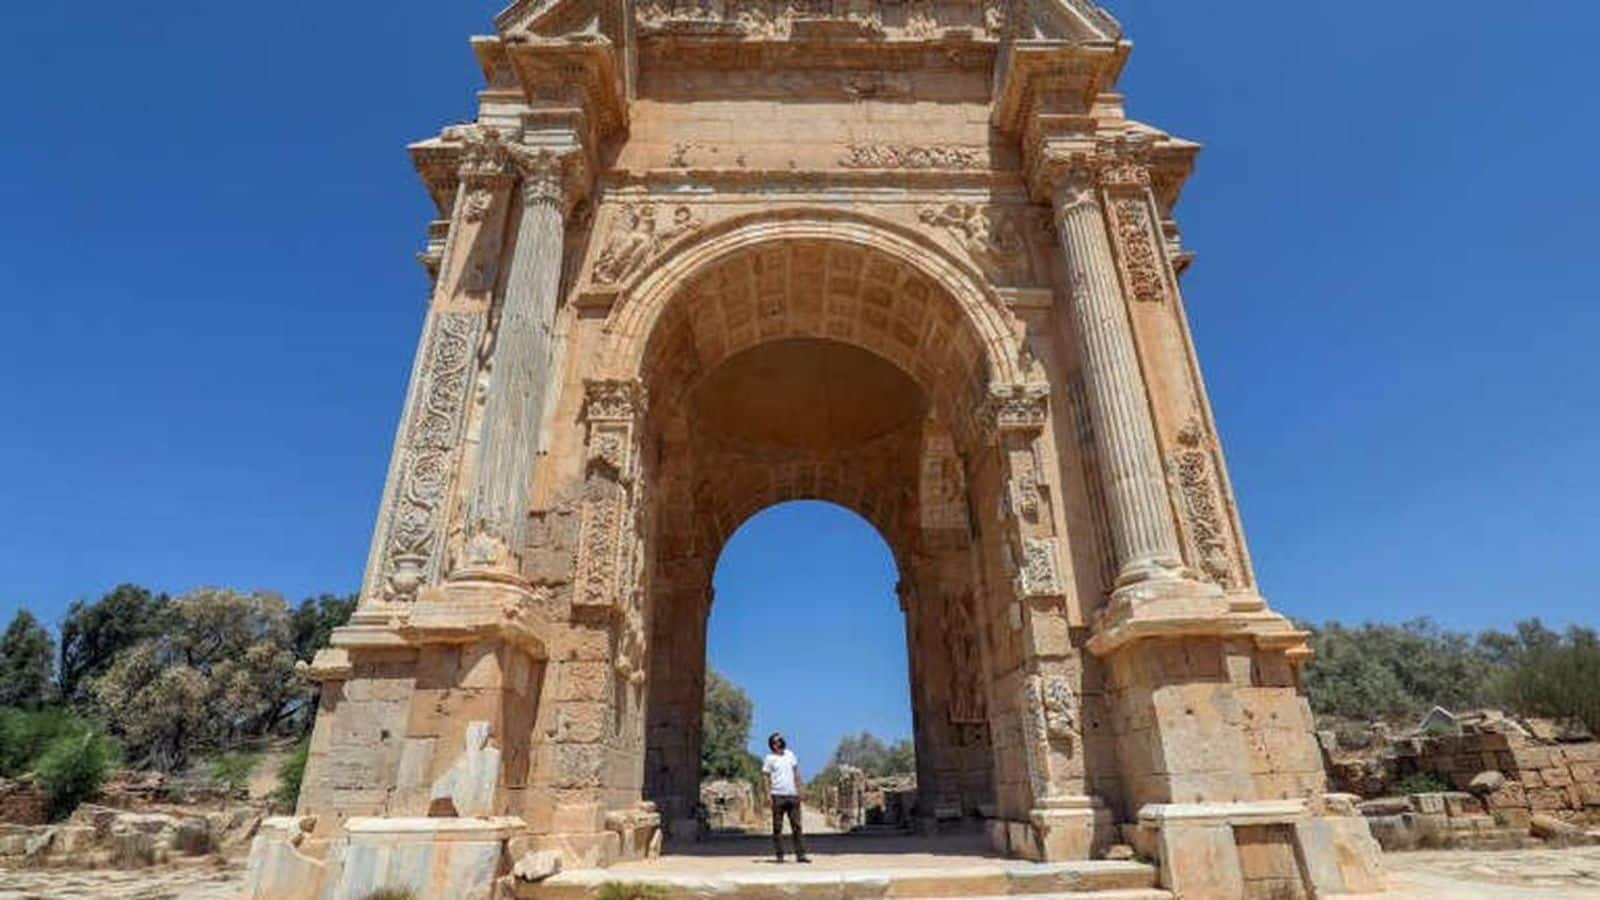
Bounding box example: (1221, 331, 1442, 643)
(1088, 577, 1307, 658)
(401, 579, 548, 657)
(988, 796, 1115, 861)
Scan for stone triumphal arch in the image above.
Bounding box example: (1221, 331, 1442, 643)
(245, 0, 1386, 896)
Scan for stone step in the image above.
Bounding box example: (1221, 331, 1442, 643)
(522, 860, 1163, 900)
(901, 893, 1172, 900)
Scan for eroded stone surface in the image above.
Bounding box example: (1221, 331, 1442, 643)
(243, 0, 1361, 896)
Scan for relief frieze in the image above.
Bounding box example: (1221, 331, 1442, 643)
(839, 144, 982, 170)
(590, 203, 704, 287)
(918, 203, 1049, 286)
(636, 0, 1004, 40)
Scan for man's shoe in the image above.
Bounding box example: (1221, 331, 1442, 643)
(774, 856, 785, 863)
(797, 855, 812, 863)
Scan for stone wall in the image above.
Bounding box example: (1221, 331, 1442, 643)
(0, 778, 49, 826)
(1323, 715, 1600, 820)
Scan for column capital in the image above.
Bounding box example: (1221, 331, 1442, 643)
(435, 124, 587, 213)
(582, 378, 647, 423)
(1033, 136, 1154, 207)
(979, 382, 1051, 438)
(506, 141, 585, 210)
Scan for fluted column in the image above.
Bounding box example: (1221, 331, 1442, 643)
(459, 146, 574, 576)
(1052, 171, 1184, 586)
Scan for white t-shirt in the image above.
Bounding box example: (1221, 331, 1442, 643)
(763, 750, 800, 797)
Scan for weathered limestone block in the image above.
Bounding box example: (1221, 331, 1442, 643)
(242, 817, 328, 900)
(430, 721, 502, 818)
(337, 817, 520, 900)
(1295, 815, 1386, 895)
(1155, 822, 1244, 898)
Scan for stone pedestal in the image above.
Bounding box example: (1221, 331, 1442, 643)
(1139, 801, 1385, 898)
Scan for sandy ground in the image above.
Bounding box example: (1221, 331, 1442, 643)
(0, 859, 242, 899)
(5, 843, 1600, 898)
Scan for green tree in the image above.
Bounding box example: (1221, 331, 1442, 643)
(1301, 618, 1494, 722)
(701, 668, 761, 783)
(58, 584, 167, 703)
(289, 593, 357, 662)
(1484, 619, 1600, 735)
(824, 731, 915, 777)
(0, 610, 56, 709)
(90, 588, 305, 769)
(0, 707, 116, 819)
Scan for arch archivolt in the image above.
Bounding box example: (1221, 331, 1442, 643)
(596, 209, 1027, 399)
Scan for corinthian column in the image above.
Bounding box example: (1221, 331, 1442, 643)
(458, 145, 574, 577)
(1052, 169, 1184, 586)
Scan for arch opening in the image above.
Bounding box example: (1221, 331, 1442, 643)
(635, 234, 1012, 843)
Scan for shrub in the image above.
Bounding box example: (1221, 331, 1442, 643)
(274, 738, 310, 811)
(1394, 771, 1451, 795)
(595, 883, 668, 900)
(210, 750, 260, 799)
(359, 890, 414, 900)
(0, 706, 83, 777)
(34, 726, 116, 820)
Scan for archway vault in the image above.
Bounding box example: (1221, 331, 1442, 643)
(632, 223, 1020, 836)
(600, 211, 1027, 411)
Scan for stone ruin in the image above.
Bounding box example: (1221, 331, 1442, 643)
(1320, 710, 1600, 851)
(696, 779, 762, 833)
(239, 0, 1391, 895)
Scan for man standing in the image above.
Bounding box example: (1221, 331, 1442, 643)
(762, 731, 810, 863)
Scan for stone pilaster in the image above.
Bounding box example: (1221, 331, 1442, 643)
(355, 129, 515, 609)
(1050, 164, 1185, 588)
(978, 384, 1113, 860)
(457, 145, 577, 579)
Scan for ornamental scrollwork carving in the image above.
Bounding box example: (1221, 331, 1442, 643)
(590, 204, 703, 286)
(377, 311, 484, 601)
(574, 378, 647, 617)
(1166, 417, 1241, 589)
(841, 144, 981, 170)
(1110, 197, 1166, 303)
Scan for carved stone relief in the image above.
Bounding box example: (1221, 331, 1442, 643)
(918, 203, 1042, 285)
(1017, 537, 1063, 598)
(1167, 418, 1241, 589)
(1109, 196, 1166, 303)
(575, 380, 649, 614)
(945, 590, 986, 725)
(591, 204, 703, 286)
(636, 0, 1002, 40)
(376, 312, 485, 601)
(840, 144, 981, 170)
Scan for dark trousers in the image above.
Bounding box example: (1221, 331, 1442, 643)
(770, 794, 806, 858)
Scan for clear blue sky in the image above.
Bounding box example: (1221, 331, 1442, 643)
(2, 3, 1598, 761)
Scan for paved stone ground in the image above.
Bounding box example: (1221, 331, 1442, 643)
(1384, 845, 1600, 898)
(5, 843, 1600, 898)
(0, 860, 243, 899)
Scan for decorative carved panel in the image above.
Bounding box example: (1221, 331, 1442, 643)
(1166, 418, 1242, 590)
(374, 312, 485, 601)
(1108, 196, 1166, 304)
